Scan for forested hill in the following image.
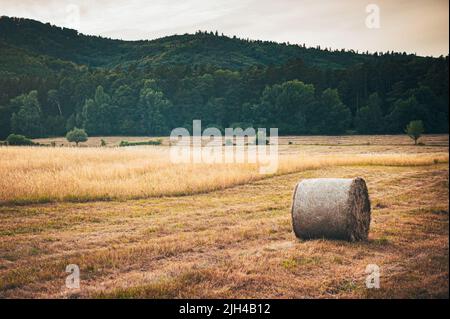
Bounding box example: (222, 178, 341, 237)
(0, 16, 448, 139)
(0, 16, 375, 69)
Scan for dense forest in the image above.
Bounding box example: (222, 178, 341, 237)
(0, 16, 448, 139)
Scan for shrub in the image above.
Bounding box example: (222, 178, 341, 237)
(6, 134, 34, 146)
(100, 139, 107, 147)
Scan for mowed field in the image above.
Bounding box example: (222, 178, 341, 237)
(0, 135, 448, 298)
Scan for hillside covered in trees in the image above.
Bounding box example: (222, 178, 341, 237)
(0, 16, 448, 139)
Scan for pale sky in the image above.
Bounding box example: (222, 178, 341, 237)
(0, 0, 448, 56)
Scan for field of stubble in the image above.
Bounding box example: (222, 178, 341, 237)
(0, 135, 448, 298)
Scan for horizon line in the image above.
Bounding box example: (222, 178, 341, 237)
(2, 15, 448, 59)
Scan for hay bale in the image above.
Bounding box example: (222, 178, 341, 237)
(291, 178, 371, 241)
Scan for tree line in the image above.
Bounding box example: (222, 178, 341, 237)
(0, 18, 448, 138)
(2, 58, 447, 138)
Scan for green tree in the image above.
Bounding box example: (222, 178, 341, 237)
(386, 96, 425, 133)
(409, 86, 448, 133)
(205, 97, 226, 127)
(66, 127, 88, 146)
(81, 98, 97, 134)
(112, 85, 139, 135)
(10, 90, 43, 137)
(65, 114, 77, 132)
(315, 88, 351, 135)
(256, 80, 316, 134)
(355, 93, 384, 134)
(82, 86, 116, 135)
(405, 120, 424, 145)
(47, 89, 63, 116)
(44, 115, 66, 136)
(137, 80, 172, 135)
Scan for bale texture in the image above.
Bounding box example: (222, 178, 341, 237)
(291, 178, 371, 241)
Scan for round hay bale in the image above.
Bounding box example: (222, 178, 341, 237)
(291, 178, 371, 241)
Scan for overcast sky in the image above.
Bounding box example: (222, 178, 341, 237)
(0, 0, 448, 56)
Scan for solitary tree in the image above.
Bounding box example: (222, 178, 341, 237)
(405, 120, 424, 145)
(66, 128, 88, 146)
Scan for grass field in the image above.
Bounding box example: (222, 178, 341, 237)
(0, 135, 448, 298)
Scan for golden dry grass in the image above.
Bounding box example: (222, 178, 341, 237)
(0, 140, 448, 204)
(0, 135, 448, 298)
